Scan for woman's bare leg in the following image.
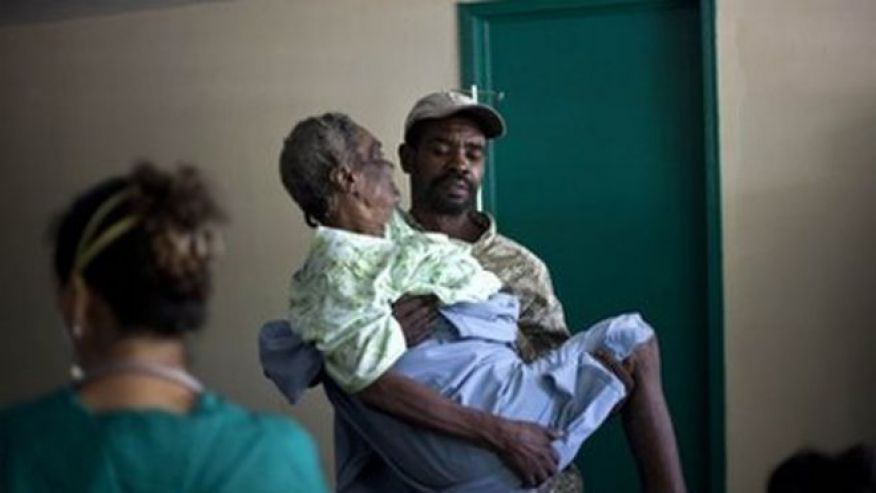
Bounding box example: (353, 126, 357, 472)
(621, 337, 687, 493)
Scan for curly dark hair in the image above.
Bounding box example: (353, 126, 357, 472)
(279, 112, 360, 227)
(53, 162, 226, 335)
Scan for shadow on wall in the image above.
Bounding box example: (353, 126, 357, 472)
(0, 0, 227, 26)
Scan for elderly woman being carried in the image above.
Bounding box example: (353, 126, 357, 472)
(274, 113, 663, 493)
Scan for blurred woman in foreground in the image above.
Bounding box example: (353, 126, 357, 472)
(0, 163, 328, 493)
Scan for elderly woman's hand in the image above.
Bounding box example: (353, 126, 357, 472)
(392, 295, 439, 347)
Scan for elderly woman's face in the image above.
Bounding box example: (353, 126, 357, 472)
(351, 128, 400, 225)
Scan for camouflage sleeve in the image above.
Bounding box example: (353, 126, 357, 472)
(511, 256, 571, 361)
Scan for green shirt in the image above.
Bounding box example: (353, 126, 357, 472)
(0, 387, 328, 493)
(288, 210, 502, 393)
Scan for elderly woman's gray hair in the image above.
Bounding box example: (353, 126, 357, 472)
(280, 112, 360, 227)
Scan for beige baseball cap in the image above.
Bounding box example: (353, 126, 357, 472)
(404, 90, 506, 141)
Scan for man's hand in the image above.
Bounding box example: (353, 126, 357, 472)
(491, 418, 562, 487)
(358, 372, 560, 488)
(392, 295, 439, 347)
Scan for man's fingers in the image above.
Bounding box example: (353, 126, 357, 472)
(404, 307, 438, 338)
(402, 305, 440, 347)
(408, 317, 435, 345)
(410, 303, 437, 323)
(515, 455, 555, 487)
(394, 294, 416, 304)
(541, 455, 556, 477)
(393, 295, 438, 342)
(534, 431, 560, 485)
(536, 456, 557, 485)
(412, 312, 439, 337)
(532, 465, 548, 487)
(504, 421, 562, 487)
(392, 295, 429, 317)
(550, 444, 560, 465)
(546, 427, 564, 441)
(543, 442, 559, 472)
(401, 297, 438, 321)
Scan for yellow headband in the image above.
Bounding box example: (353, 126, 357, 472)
(72, 189, 141, 275)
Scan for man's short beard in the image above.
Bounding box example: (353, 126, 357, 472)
(421, 172, 478, 215)
(426, 190, 476, 215)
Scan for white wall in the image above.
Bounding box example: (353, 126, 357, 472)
(2, 1, 875, 491)
(718, 0, 876, 491)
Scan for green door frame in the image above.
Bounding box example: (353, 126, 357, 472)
(458, 1, 725, 491)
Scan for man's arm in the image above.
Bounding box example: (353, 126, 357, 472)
(260, 313, 561, 488)
(356, 370, 561, 488)
(350, 295, 561, 488)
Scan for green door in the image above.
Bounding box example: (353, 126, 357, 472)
(460, 1, 723, 492)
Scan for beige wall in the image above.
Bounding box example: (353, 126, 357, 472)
(2, 1, 875, 491)
(0, 0, 459, 481)
(718, 0, 876, 491)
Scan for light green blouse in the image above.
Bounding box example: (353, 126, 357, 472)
(288, 210, 502, 393)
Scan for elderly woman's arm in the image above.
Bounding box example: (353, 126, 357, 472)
(357, 370, 560, 488)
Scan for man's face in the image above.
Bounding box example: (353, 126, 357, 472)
(402, 116, 487, 215)
(352, 127, 400, 226)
